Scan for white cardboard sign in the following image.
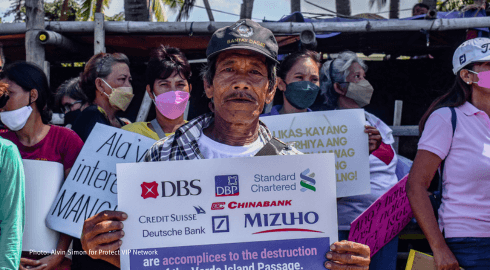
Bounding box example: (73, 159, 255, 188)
(22, 160, 64, 252)
(46, 123, 156, 238)
(260, 109, 370, 197)
(117, 153, 338, 270)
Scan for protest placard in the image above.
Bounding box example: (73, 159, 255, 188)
(22, 160, 64, 252)
(260, 109, 370, 198)
(117, 153, 338, 270)
(46, 123, 156, 238)
(348, 174, 413, 256)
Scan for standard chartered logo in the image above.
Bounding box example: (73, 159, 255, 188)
(300, 168, 316, 192)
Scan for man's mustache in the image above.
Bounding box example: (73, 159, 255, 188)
(223, 91, 257, 103)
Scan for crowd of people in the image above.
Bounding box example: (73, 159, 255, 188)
(0, 18, 489, 270)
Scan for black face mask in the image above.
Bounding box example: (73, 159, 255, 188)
(64, 109, 82, 126)
(284, 81, 320, 110)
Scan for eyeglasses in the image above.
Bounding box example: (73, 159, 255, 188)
(61, 100, 83, 113)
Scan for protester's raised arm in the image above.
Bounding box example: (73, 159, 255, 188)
(406, 150, 459, 270)
(81, 210, 127, 268)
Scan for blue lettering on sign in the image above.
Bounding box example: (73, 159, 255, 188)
(244, 212, 319, 227)
(215, 175, 239, 197)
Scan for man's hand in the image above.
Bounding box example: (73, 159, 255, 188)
(19, 258, 47, 270)
(324, 240, 370, 269)
(81, 210, 127, 267)
(34, 254, 64, 270)
(364, 125, 381, 154)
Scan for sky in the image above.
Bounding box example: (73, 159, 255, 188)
(0, 0, 420, 23)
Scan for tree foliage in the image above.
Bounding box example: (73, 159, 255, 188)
(436, 0, 478, 11)
(80, 0, 110, 20)
(3, 0, 125, 22)
(161, 0, 196, 21)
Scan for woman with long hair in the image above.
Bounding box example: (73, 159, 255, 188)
(0, 61, 83, 270)
(407, 38, 490, 269)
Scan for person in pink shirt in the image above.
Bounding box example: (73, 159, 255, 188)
(0, 62, 84, 270)
(407, 37, 490, 270)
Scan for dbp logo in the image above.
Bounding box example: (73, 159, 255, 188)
(215, 175, 239, 197)
(161, 180, 202, 197)
(300, 169, 316, 192)
(141, 181, 159, 199)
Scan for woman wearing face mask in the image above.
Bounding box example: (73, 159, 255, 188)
(122, 45, 191, 140)
(407, 38, 490, 270)
(320, 51, 399, 270)
(54, 77, 90, 129)
(261, 50, 321, 115)
(72, 52, 133, 142)
(261, 50, 381, 154)
(0, 62, 83, 270)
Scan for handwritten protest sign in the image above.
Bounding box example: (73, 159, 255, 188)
(260, 109, 370, 197)
(348, 174, 413, 256)
(117, 154, 338, 270)
(22, 160, 64, 252)
(46, 123, 156, 238)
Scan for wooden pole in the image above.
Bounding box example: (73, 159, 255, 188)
(25, 0, 45, 68)
(94, 13, 105, 54)
(202, 0, 215, 21)
(135, 92, 152, 122)
(392, 100, 403, 153)
(43, 61, 50, 87)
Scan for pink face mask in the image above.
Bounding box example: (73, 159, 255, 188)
(153, 91, 190, 120)
(469, 70, 490, 89)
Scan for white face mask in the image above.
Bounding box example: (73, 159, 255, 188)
(0, 105, 33, 131)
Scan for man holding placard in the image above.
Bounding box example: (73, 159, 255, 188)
(80, 19, 371, 269)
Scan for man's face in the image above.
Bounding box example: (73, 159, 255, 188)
(205, 49, 276, 125)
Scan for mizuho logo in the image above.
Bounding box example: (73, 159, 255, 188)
(300, 168, 316, 192)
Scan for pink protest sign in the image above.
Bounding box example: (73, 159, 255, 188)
(348, 174, 413, 257)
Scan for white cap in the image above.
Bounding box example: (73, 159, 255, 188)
(452, 38, 490, 74)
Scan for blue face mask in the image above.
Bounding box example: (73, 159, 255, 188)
(284, 81, 320, 110)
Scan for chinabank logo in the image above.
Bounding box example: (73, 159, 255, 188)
(300, 169, 316, 192)
(215, 175, 239, 197)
